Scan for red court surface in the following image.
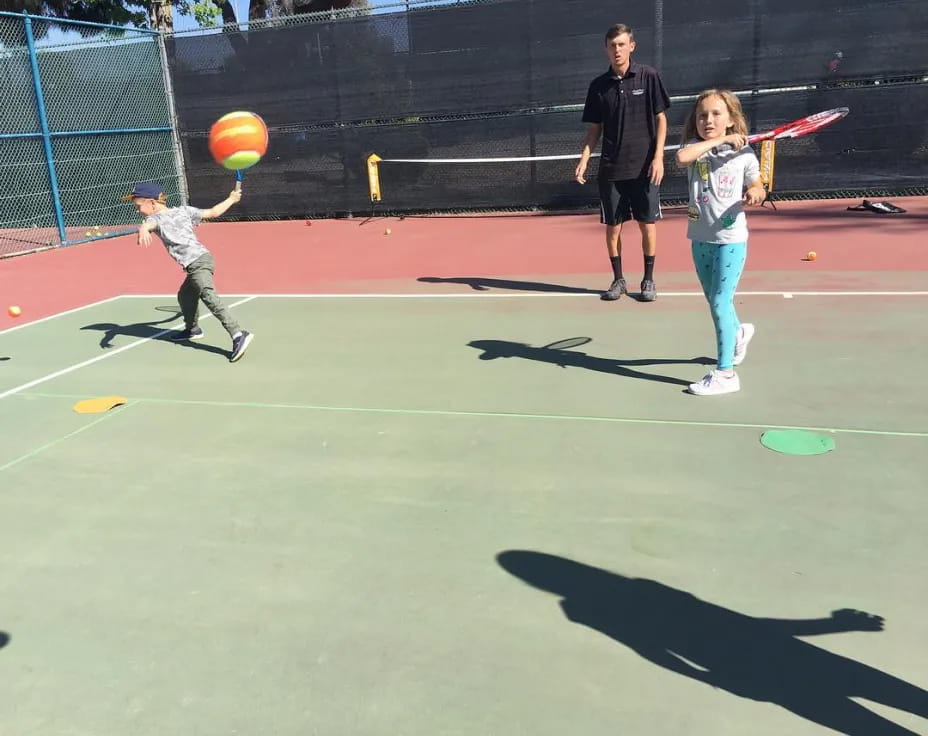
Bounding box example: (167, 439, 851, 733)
(2, 196, 926, 325)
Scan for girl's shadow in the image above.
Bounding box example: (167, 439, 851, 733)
(468, 338, 712, 386)
(498, 551, 928, 736)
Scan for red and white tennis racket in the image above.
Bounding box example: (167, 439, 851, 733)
(374, 108, 850, 166)
(665, 107, 849, 151)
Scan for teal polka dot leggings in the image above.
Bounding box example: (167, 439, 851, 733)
(691, 240, 747, 371)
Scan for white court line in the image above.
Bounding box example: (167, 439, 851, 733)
(0, 296, 257, 402)
(0, 296, 124, 336)
(5, 290, 923, 400)
(121, 291, 928, 299)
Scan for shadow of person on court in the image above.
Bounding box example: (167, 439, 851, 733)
(468, 339, 713, 387)
(419, 276, 601, 294)
(497, 551, 928, 736)
(81, 314, 229, 357)
(0, 631, 9, 649)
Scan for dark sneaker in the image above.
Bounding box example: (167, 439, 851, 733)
(601, 278, 628, 301)
(639, 279, 657, 301)
(170, 326, 204, 341)
(229, 331, 253, 363)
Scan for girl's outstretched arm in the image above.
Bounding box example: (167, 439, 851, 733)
(676, 133, 747, 165)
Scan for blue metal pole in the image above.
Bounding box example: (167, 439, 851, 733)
(50, 127, 173, 137)
(0, 127, 172, 140)
(0, 132, 43, 140)
(24, 13, 67, 246)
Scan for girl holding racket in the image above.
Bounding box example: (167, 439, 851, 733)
(676, 90, 766, 396)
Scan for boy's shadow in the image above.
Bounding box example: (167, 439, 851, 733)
(81, 313, 228, 358)
(498, 551, 928, 736)
(419, 276, 601, 295)
(468, 338, 712, 387)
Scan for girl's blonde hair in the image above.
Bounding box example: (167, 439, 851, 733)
(682, 89, 749, 143)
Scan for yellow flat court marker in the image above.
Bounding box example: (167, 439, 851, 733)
(73, 396, 127, 414)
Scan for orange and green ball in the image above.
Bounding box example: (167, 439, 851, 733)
(208, 111, 268, 171)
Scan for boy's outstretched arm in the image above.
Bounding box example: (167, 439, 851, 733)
(137, 220, 154, 246)
(201, 188, 242, 219)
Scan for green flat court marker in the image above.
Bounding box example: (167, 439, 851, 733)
(760, 429, 835, 455)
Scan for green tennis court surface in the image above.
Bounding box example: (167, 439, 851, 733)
(1, 294, 926, 735)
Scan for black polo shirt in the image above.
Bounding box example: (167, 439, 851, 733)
(582, 62, 670, 181)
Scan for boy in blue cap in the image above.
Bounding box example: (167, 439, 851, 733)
(123, 182, 253, 363)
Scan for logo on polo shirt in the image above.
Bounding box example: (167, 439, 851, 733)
(632, 89, 645, 95)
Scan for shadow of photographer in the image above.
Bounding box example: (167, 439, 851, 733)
(498, 550, 928, 736)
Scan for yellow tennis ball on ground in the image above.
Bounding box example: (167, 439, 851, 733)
(385, 228, 392, 235)
(8, 305, 22, 318)
(807, 251, 817, 261)
(208, 111, 268, 171)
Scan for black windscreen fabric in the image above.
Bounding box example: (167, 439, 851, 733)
(169, 0, 928, 218)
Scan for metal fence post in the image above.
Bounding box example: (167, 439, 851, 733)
(23, 12, 67, 245)
(158, 32, 189, 205)
(654, 0, 663, 72)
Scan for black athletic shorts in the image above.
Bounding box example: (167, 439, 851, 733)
(598, 177, 662, 226)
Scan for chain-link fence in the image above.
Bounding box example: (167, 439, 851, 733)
(0, 11, 184, 258)
(168, 0, 928, 219)
(3, 1, 925, 243)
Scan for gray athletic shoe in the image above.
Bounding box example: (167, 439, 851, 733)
(170, 326, 204, 341)
(601, 278, 628, 301)
(639, 279, 657, 301)
(229, 331, 253, 363)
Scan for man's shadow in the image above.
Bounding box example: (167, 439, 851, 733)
(497, 551, 928, 736)
(81, 312, 228, 358)
(419, 276, 601, 295)
(468, 338, 712, 387)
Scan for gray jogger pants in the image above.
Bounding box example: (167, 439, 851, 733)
(177, 253, 241, 337)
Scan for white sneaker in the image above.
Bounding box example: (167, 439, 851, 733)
(733, 323, 755, 366)
(688, 370, 740, 396)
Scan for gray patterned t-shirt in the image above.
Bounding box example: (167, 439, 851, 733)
(144, 206, 209, 268)
(684, 141, 760, 244)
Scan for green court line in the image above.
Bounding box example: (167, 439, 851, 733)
(19, 392, 928, 438)
(0, 402, 134, 473)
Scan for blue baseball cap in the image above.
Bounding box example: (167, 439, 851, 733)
(121, 182, 163, 201)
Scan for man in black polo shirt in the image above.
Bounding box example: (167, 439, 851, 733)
(576, 24, 670, 302)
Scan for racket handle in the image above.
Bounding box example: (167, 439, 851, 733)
(234, 170, 243, 192)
